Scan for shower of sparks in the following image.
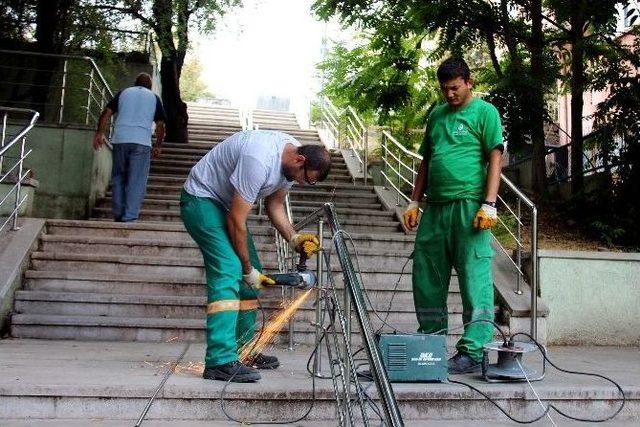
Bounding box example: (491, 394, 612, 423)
(239, 288, 314, 362)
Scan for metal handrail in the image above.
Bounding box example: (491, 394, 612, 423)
(0, 107, 39, 232)
(291, 203, 404, 427)
(0, 49, 113, 128)
(317, 97, 370, 184)
(379, 126, 540, 339)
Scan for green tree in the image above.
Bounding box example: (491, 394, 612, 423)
(180, 55, 214, 102)
(92, 0, 240, 142)
(314, 0, 556, 197)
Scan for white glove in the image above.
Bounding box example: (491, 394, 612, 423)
(242, 267, 275, 290)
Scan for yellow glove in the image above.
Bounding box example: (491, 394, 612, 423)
(289, 233, 320, 257)
(473, 203, 498, 230)
(402, 201, 420, 230)
(242, 267, 275, 290)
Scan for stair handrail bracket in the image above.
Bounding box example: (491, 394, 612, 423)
(379, 127, 540, 339)
(289, 202, 404, 427)
(0, 106, 39, 232)
(0, 49, 113, 128)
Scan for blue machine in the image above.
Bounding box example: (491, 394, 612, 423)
(377, 333, 448, 382)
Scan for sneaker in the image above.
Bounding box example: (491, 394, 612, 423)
(447, 352, 481, 374)
(246, 353, 280, 369)
(203, 360, 261, 382)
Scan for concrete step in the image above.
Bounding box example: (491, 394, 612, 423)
(0, 340, 635, 423)
(90, 209, 401, 232)
(95, 199, 392, 224)
(43, 220, 414, 250)
(147, 165, 354, 180)
(23, 269, 444, 298)
(38, 235, 418, 274)
(11, 313, 488, 345)
(13, 290, 464, 322)
(28, 250, 429, 282)
(107, 192, 381, 210)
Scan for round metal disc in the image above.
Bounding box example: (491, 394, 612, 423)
(483, 341, 539, 354)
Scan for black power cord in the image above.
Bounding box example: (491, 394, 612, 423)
(340, 233, 627, 425)
(219, 295, 319, 425)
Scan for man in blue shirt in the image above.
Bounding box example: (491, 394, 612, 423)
(94, 73, 166, 222)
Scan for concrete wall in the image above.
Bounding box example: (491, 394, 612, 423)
(539, 249, 640, 345)
(6, 124, 112, 219)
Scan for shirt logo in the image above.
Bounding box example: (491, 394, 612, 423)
(453, 123, 469, 137)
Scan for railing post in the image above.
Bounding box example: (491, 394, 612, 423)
(363, 127, 368, 185)
(11, 137, 26, 230)
(1, 112, 7, 173)
(85, 68, 95, 125)
(531, 207, 538, 340)
(343, 274, 351, 408)
(515, 198, 523, 295)
(396, 150, 401, 206)
(314, 219, 324, 376)
(59, 59, 68, 124)
(383, 134, 388, 190)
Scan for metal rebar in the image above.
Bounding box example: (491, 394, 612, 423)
(531, 207, 538, 340)
(134, 343, 189, 427)
(516, 198, 523, 295)
(314, 219, 325, 376)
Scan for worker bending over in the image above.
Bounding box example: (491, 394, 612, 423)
(181, 130, 331, 382)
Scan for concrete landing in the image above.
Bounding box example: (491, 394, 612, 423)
(0, 339, 637, 425)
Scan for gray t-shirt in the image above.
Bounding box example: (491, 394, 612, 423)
(183, 130, 300, 209)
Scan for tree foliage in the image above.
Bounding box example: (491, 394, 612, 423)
(180, 55, 215, 102)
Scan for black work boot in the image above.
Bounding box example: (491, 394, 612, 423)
(246, 353, 280, 369)
(203, 360, 261, 382)
(447, 352, 481, 374)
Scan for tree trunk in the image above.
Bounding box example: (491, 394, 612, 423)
(529, 0, 547, 198)
(160, 56, 189, 143)
(570, 2, 586, 195)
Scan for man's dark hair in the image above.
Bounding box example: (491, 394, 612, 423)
(135, 72, 152, 90)
(436, 58, 471, 83)
(298, 144, 332, 182)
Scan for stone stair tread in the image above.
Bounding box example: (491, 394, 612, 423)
(14, 290, 464, 314)
(40, 234, 416, 257)
(25, 269, 455, 290)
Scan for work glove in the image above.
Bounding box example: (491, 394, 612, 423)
(242, 267, 275, 290)
(289, 233, 320, 258)
(473, 203, 498, 230)
(402, 201, 420, 230)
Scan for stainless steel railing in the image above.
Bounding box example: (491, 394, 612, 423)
(317, 97, 369, 184)
(344, 106, 368, 184)
(0, 107, 39, 232)
(380, 129, 540, 339)
(282, 202, 403, 427)
(0, 49, 113, 128)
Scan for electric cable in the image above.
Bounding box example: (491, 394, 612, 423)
(341, 235, 626, 424)
(219, 294, 319, 425)
(511, 331, 626, 423)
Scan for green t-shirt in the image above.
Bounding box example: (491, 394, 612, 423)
(418, 97, 504, 202)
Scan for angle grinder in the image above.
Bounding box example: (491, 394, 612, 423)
(266, 251, 316, 290)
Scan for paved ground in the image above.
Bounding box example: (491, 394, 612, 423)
(0, 339, 637, 425)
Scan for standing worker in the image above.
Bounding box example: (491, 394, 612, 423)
(403, 58, 504, 374)
(181, 130, 332, 382)
(93, 72, 166, 222)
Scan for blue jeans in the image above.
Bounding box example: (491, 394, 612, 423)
(111, 143, 151, 222)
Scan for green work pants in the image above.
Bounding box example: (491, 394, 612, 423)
(412, 199, 495, 362)
(180, 189, 261, 368)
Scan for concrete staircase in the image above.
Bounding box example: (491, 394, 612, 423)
(4, 105, 637, 425)
(10, 104, 481, 346)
